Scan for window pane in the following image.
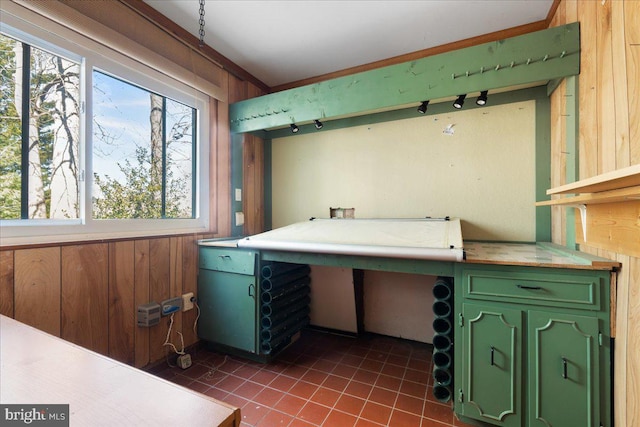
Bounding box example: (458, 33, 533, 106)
(0, 34, 80, 220)
(165, 99, 194, 218)
(92, 71, 195, 219)
(0, 34, 21, 219)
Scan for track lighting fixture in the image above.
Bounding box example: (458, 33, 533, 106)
(453, 94, 466, 109)
(314, 119, 323, 130)
(476, 90, 488, 106)
(290, 123, 299, 133)
(417, 101, 429, 114)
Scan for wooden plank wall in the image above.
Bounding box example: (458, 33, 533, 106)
(549, 2, 640, 426)
(228, 74, 267, 237)
(0, 235, 214, 367)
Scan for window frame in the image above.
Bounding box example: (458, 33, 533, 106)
(0, 13, 210, 245)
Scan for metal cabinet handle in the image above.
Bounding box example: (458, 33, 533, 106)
(218, 255, 231, 260)
(562, 357, 568, 379)
(248, 284, 255, 298)
(490, 346, 495, 366)
(517, 284, 542, 290)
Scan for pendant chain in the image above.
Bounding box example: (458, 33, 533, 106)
(198, 0, 206, 47)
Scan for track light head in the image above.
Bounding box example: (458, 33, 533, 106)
(417, 101, 429, 114)
(290, 123, 299, 133)
(476, 90, 488, 106)
(453, 94, 466, 109)
(314, 119, 323, 130)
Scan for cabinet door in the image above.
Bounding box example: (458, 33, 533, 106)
(197, 270, 257, 353)
(528, 310, 600, 427)
(461, 303, 522, 427)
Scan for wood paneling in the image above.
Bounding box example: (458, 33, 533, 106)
(550, 78, 567, 244)
(134, 239, 151, 368)
(627, 256, 640, 427)
(578, 0, 598, 179)
(244, 134, 265, 236)
(149, 238, 171, 363)
(550, 1, 640, 426)
(215, 96, 233, 237)
(168, 237, 184, 354)
(0, 251, 14, 317)
(2, 231, 224, 368)
(596, 0, 616, 174)
(61, 244, 109, 354)
(575, 201, 640, 258)
(242, 82, 266, 236)
(181, 234, 199, 348)
(626, 2, 640, 165)
(14, 248, 60, 336)
(611, 0, 630, 169)
(109, 241, 135, 364)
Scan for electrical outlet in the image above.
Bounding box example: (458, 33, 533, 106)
(182, 292, 194, 312)
(160, 297, 182, 316)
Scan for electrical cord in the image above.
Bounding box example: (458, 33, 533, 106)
(163, 312, 185, 356)
(193, 299, 201, 336)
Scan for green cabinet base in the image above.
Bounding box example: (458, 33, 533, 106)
(454, 264, 612, 427)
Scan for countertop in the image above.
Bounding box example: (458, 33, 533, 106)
(463, 241, 620, 270)
(199, 238, 620, 271)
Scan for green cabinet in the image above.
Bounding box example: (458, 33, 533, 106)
(197, 243, 312, 361)
(198, 269, 257, 353)
(455, 265, 611, 427)
(527, 310, 600, 427)
(197, 246, 259, 354)
(461, 303, 522, 427)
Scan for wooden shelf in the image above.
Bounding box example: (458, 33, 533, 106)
(546, 164, 640, 195)
(536, 185, 640, 206)
(537, 165, 640, 256)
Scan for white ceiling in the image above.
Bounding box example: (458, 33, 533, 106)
(143, 0, 554, 88)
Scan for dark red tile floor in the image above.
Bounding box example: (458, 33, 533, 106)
(153, 329, 474, 427)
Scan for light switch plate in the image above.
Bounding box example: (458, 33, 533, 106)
(235, 211, 244, 226)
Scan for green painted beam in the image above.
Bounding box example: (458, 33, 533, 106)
(535, 91, 552, 242)
(265, 86, 543, 139)
(230, 23, 580, 133)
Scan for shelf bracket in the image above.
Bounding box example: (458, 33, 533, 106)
(566, 204, 587, 241)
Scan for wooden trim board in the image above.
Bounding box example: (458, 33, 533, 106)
(546, 164, 640, 195)
(536, 185, 640, 206)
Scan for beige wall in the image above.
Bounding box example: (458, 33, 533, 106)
(271, 101, 537, 241)
(549, 2, 639, 426)
(271, 100, 538, 342)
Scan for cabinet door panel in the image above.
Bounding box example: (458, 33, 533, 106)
(197, 270, 257, 353)
(462, 303, 522, 427)
(528, 311, 599, 427)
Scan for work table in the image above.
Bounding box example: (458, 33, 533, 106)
(198, 228, 617, 426)
(199, 238, 620, 271)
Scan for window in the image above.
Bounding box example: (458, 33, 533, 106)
(92, 71, 196, 220)
(0, 34, 81, 220)
(0, 16, 209, 244)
